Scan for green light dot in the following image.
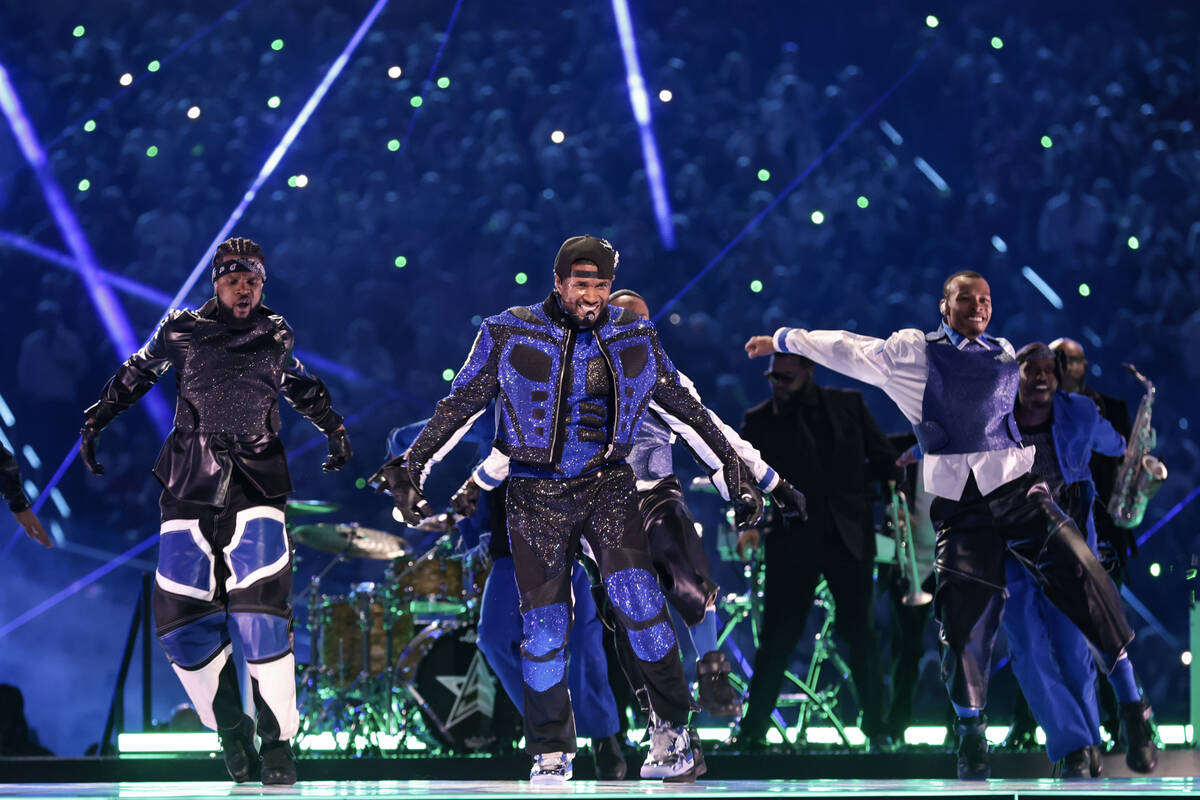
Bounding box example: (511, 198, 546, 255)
(72, 25, 86, 38)
(387, 138, 401, 152)
(271, 39, 284, 51)
(991, 36, 1004, 49)
(354, 477, 367, 490)
(147, 60, 160, 72)
(750, 279, 764, 293)
(1040, 135, 1053, 149)
(393, 256, 407, 268)
(267, 96, 281, 109)
(1127, 236, 1140, 250)
(756, 169, 771, 182)
(925, 15, 939, 28)
(410, 96, 423, 108)
(810, 210, 825, 225)
(287, 175, 298, 188)
(83, 119, 96, 133)
(856, 195, 869, 209)
(191, 144, 205, 157)
(514, 272, 528, 285)
(436, 76, 450, 89)
(442, 368, 456, 382)
(1078, 283, 1091, 297)
(1149, 562, 1161, 578)
(145, 145, 158, 158)
(77, 178, 91, 192)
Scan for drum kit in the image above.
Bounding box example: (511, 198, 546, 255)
(285, 500, 520, 754)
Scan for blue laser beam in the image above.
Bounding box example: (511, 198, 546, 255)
(166, 0, 393, 312)
(1136, 485, 1200, 548)
(1020, 266, 1064, 310)
(652, 50, 934, 322)
(399, 0, 465, 152)
(1119, 585, 1180, 650)
(0, 63, 172, 436)
(0, 533, 159, 640)
(0, 0, 257, 186)
(611, 0, 674, 249)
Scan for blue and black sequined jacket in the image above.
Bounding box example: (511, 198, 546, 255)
(404, 293, 743, 484)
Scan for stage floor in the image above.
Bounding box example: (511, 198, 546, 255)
(0, 779, 1197, 799)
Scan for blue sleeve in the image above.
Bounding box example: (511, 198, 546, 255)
(1091, 413, 1126, 459)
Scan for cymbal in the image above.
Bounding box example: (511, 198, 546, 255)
(290, 523, 409, 559)
(286, 498, 341, 514)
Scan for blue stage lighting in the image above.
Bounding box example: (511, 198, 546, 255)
(1020, 266, 1064, 310)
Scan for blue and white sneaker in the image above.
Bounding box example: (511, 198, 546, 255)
(530, 751, 573, 785)
(639, 714, 698, 782)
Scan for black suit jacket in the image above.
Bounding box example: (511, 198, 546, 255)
(741, 386, 898, 561)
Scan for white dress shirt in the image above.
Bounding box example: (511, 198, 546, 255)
(773, 325, 1035, 501)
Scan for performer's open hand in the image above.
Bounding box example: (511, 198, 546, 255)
(744, 335, 775, 358)
(322, 426, 353, 472)
(14, 508, 52, 548)
(736, 528, 760, 561)
(79, 420, 105, 475)
(370, 456, 434, 525)
(895, 445, 919, 468)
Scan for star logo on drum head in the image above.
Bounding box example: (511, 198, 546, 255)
(437, 650, 497, 728)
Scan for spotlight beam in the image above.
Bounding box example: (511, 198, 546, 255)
(166, 0, 393, 312)
(1137, 485, 1200, 548)
(610, 0, 675, 249)
(399, 0, 465, 151)
(652, 49, 934, 323)
(0, 63, 172, 435)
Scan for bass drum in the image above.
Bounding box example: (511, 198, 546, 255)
(393, 621, 521, 753)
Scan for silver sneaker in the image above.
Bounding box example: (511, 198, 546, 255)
(530, 751, 573, 785)
(639, 714, 697, 781)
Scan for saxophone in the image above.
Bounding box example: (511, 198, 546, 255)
(886, 481, 932, 606)
(1106, 363, 1168, 529)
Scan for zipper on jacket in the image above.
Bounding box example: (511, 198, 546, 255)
(548, 326, 575, 463)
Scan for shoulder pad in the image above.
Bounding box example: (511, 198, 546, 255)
(609, 306, 640, 327)
(507, 305, 540, 324)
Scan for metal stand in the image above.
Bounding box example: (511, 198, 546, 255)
(99, 572, 153, 755)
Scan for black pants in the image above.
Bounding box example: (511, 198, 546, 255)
(931, 473, 1133, 709)
(740, 519, 887, 740)
(639, 476, 718, 628)
(506, 465, 691, 755)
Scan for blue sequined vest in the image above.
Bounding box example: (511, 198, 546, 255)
(913, 330, 1022, 455)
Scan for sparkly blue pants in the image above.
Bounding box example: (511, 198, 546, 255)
(506, 465, 691, 755)
(476, 557, 620, 740)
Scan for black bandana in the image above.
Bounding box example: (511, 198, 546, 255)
(211, 257, 266, 284)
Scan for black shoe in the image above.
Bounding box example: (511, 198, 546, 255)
(1088, 744, 1103, 778)
(1058, 746, 1091, 779)
(867, 733, 897, 753)
(217, 715, 260, 783)
(592, 734, 627, 780)
(954, 715, 990, 780)
(696, 651, 742, 718)
(260, 740, 297, 785)
(1119, 699, 1158, 774)
(687, 726, 708, 779)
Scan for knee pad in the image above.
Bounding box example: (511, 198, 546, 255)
(157, 518, 216, 601)
(521, 601, 568, 692)
(223, 507, 288, 592)
(230, 611, 291, 662)
(159, 610, 230, 669)
(605, 567, 675, 662)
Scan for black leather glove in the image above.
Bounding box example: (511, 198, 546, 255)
(451, 476, 482, 518)
(79, 422, 105, 476)
(369, 455, 433, 525)
(322, 427, 353, 472)
(770, 478, 808, 520)
(723, 462, 764, 529)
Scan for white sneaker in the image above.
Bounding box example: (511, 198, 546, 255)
(530, 751, 573, 785)
(639, 714, 697, 781)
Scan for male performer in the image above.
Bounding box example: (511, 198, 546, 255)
(454, 288, 807, 720)
(729, 351, 896, 751)
(745, 270, 1151, 779)
(80, 237, 352, 785)
(1005, 343, 1155, 777)
(373, 235, 762, 784)
(1, 442, 52, 548)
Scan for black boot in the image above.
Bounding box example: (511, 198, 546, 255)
(1087, 744, 1103, 778)
(217, 715, 260, 783)
(260, 740, 297, 785)
(1058, 746, 1091, 779)
(696, 651, 742, 717)
(592, 734, 627, 780)
(687, 725, 708, 779)
(954, 715, 990, 780)
(1119, 699, 1158, 774)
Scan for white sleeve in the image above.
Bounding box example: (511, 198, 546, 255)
(471, 447, 510, 490)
